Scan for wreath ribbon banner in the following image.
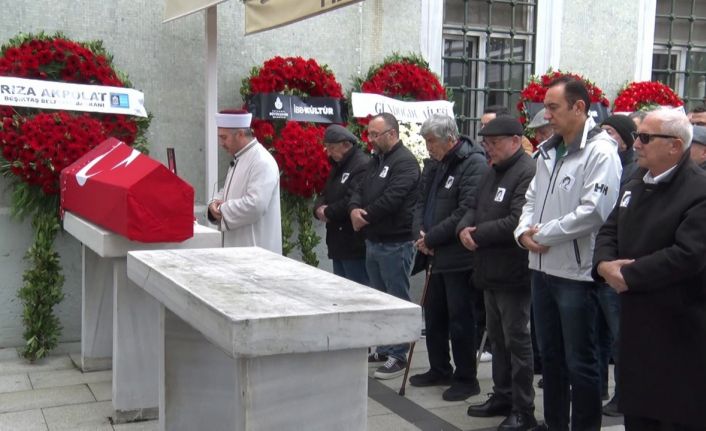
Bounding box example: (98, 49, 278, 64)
(248, 92, 345, 123)
(351, 92, 454, 123)
(0, 76, 147, 117)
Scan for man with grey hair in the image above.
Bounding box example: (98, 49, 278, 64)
(409, 113, 488, 401)
(593, 108, 706, 430)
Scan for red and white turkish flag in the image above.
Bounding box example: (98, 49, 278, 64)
(60, 138, 194, 242)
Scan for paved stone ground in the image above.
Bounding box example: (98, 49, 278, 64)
(0, 341, 624, 430)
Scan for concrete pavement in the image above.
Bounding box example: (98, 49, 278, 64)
(0, 341, 624, 430)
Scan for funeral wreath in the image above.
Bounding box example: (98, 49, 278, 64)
(240, 56, 343, 266)
(517, 69, 609, 143)
(0, 32, 150, 360)
(349, 53, 449, 165)
(613, 81, 684, 113)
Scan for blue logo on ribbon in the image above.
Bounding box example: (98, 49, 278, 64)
(110, 93, 129, 108)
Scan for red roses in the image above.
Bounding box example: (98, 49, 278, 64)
(272, 122, 329, 197)
(0, 33, 149, 197)
(350, 54, 448, 149)
(241, 56, 343, 198)
(613, 81, 683, 112)
(517, 70, 610, 126)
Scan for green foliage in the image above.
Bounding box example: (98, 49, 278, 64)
(280, 192, 320, 267)
(295, 195, 320, 267)
(280, 192, 297, 256)
(0, 31, 152, 360)
(19, 211, 64, 361)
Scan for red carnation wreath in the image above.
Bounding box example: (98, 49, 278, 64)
(517, 70, 609, 147)
(0, 33, 149, 197)
(240, 56, 344, 266)
(613, 81, 683, 112)
(349, 53, 448, 153)
(0, 32, 150, 361)
(517, 69, 610, 126)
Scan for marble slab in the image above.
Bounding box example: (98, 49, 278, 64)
(127, 247, 421, 357)
(63, 211, 222, 258)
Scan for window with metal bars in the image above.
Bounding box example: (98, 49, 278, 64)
(652, 0, 706, 110)
(442, 0, 537, 137)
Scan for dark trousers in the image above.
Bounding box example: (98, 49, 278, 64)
(474, 287, 488, 352)
(531, 271, 601, 431)
(625, 415, 706, 431)
(596, 283, 620, 401)
(484, 289, 535, 414)
(424, 270, 477, 383)
(332, 258, 370, 286)
(531, 306, 542, 374)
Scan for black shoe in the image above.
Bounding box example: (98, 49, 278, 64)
(467, 393, 512, 417)
(408, 370, 453, 387)
(537, 378, 543, 388)
(442, 380, 480, 401)
(602, 396, 622, 417)
(368, 352, 388, 363)
(498, 411, 538, 430)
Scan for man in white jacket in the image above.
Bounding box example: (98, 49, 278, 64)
(514, 78, 621, 431)
(207, 110, 282, 253)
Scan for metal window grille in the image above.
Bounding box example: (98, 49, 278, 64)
(652, 0, 706, 110)
(442, 0, 537, 137)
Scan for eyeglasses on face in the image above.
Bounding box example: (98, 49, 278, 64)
(367, 128, 393, 139)
(631, 131, 677, 144)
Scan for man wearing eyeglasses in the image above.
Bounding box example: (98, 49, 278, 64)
(460, 116, 538, 429)
(514, 77, 621, 430)
(349, 112, 421, 379)
(593, 108, 706, 430)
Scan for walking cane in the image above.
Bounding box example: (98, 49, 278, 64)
(399, 262, 433, 396)
(476, 328, 488, 368)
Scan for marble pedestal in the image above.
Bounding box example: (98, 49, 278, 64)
(63, 212, 222, 423)
(127, 247, 421, 431)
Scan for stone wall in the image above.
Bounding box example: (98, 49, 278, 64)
(558, 0, 643, 100)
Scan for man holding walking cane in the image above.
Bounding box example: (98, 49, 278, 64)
(408, 114, 488, 401)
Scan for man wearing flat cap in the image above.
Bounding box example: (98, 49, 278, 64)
(314, 125, 371, 284)
(459, 116, 538, 430)
(208, 109, 282, 253)
(689, 125, 706, 170)
(527, 108, 554, 146)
